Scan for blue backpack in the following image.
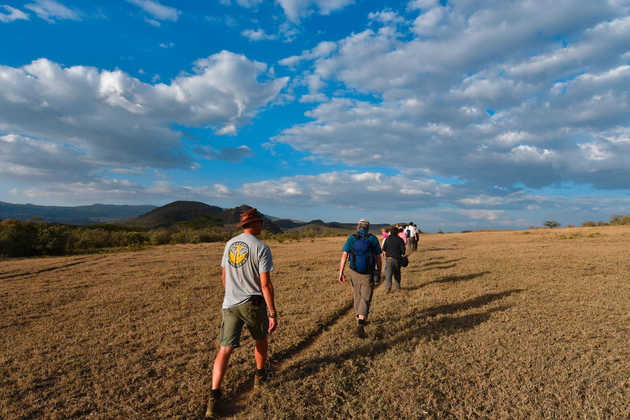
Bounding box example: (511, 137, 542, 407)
(349, 232, 375, 274)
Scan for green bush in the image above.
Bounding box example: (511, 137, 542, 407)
(0, 219, 39, 257)
(610, 214, 630, 225)
(150, 229, 172, 245)
(581, 221, 596, 227)
(0, 218, 349, 258)
(36, 224, 70, 255)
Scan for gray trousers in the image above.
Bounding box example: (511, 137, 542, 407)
(349, 270, 373, 318)
(385, 257, 401, 290)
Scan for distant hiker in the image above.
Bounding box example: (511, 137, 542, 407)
(380, 228, 389, 248)
(382, 226, 406, 292)
(397, 225, 407, 244)
(338, 219, 382, 338)
(407, 223, 418, 252)
(206, 208, 278, 418)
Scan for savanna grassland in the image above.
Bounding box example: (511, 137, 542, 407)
(1, 227, 629, 419)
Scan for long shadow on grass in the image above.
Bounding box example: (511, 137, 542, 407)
(420, 263, 458, 271)
(422, 258, 465, 267)
(406, 271, 490, 291)
(270, 300, 355, 365)
(278, 289, 523, 381)
(217, 296, 363, 417)
(0, 257, 93, 280)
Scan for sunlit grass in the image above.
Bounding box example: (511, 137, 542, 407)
(1, 229, 629, 418)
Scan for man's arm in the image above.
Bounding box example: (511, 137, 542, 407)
(221, 268, 226, 288)
(375, 253, 382, 272)
(338, 251, 348, 283)
(260, 271, 278, 333)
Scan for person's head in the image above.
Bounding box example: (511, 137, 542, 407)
(390, 226, 399, 234)
(357, 218, 370, 232)
(239, 208, 264, 235)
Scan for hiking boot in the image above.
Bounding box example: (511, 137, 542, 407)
(205, 390, 221, 418)
(254, 369, 267, 388)
(356, 324, 367, 338)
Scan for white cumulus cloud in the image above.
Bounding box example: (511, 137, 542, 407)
(0, 52, 288, 175)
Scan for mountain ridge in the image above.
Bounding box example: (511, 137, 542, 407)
(0, 200, 389, 233)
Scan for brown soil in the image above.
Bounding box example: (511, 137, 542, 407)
(1, 227, 629, 418)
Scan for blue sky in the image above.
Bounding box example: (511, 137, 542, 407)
(1, 0, 630, 231)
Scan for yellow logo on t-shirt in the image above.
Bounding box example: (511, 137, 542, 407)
(228, 241, 249, 267)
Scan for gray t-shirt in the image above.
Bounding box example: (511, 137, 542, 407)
(221, 233, 274, 309)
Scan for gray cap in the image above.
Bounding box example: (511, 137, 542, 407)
(358, 218, 370, 229)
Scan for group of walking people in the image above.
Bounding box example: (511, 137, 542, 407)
(205, 209, 419, 418)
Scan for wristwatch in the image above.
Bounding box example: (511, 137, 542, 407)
(268, 312, 277, 318)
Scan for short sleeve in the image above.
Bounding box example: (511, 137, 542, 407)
(221, 242, 229, 268)
(258, 245, 274, 273)
(342, 235, 354, 253)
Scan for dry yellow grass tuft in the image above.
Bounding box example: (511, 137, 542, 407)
(1, 227, 629, 418)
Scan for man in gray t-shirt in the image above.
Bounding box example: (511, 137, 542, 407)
(221, 232, 274, 308)
(206, 208, 278, 418)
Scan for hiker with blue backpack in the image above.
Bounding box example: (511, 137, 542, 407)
(338, 219, 382, 338)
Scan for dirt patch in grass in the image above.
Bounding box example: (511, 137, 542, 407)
(1, 230, 629, 418)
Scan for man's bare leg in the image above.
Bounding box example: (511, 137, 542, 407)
(212, 346, 234, 390)
(254, 338, 268, 369)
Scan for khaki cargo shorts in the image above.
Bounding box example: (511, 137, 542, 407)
(220, 296, 269, 348)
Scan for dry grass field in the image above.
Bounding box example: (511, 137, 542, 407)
(1, 226, 629, 418)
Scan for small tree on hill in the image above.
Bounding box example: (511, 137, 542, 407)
(544, 220, 560, 229)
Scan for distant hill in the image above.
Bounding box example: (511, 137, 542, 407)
(0, 199, 388, 234)
(118, 201, 224, 229)
(0, 201, 155, 225)
(118, 201, 283, 233)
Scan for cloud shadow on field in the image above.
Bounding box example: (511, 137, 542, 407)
(278, 289, 523, 382)
(406, 271, 491, 291)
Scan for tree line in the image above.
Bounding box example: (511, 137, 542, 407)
(0, 219, 343, 258)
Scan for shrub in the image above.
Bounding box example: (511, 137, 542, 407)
(72, 228, 111, 250)
(170, 229, 200, 244)
(610, 214, 630, 225)
(581, 221, 596, 227)
(149, 229, 172, 245)
(122, 231, 148, 247)
(0, 219, 39, 257)
(544, 220, 560, 229)
(36, 224, 70, 255)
